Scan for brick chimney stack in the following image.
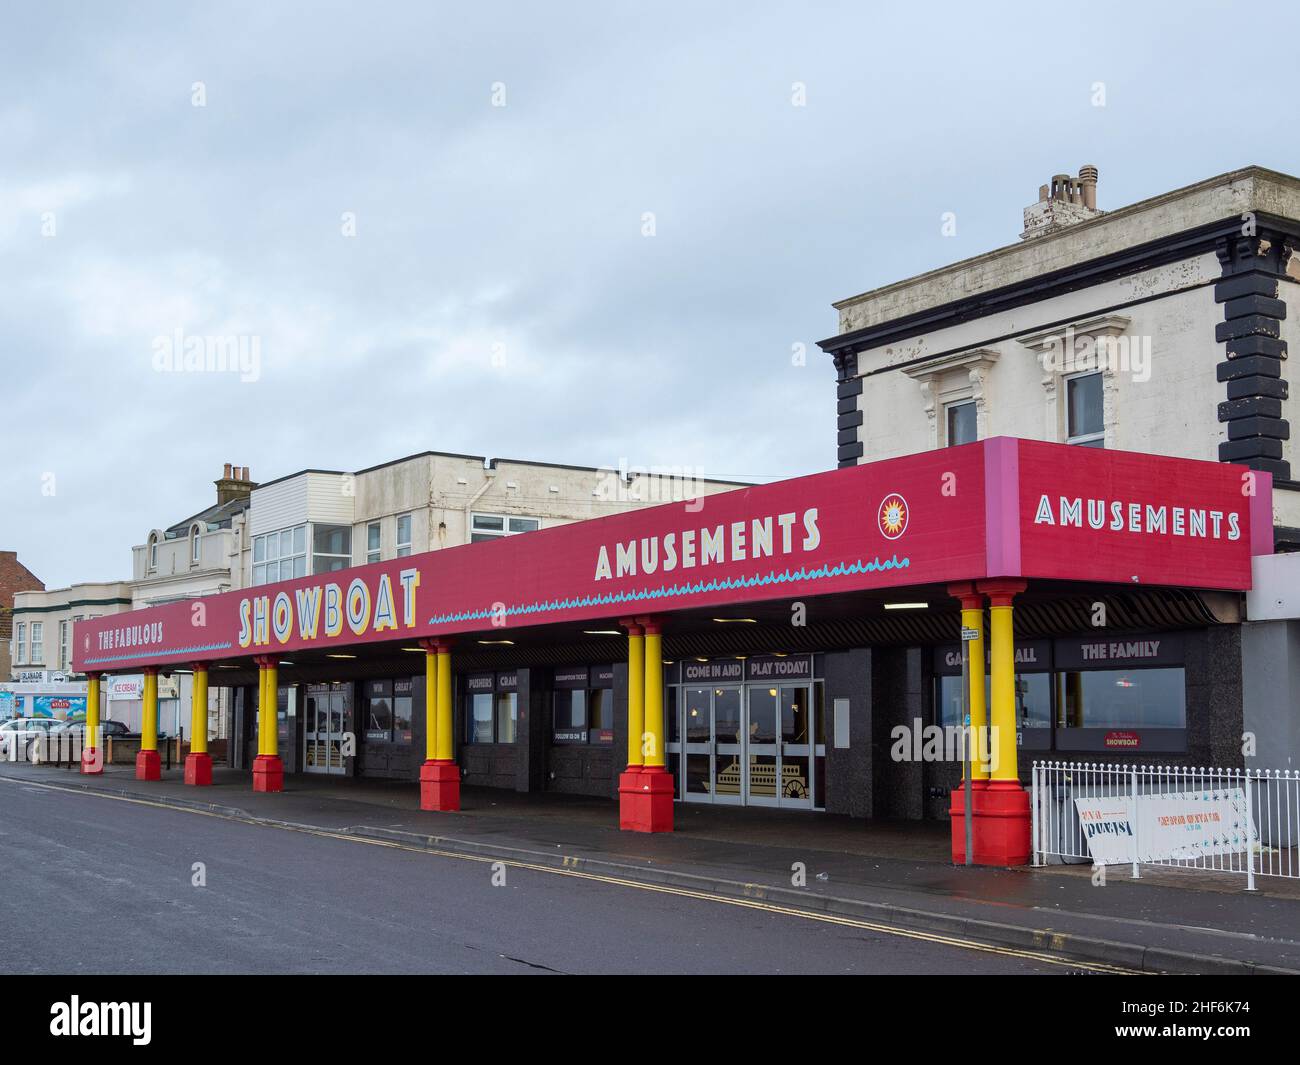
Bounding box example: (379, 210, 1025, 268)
(214, 463, 258, 505)
(1020, 165, 1102, 240)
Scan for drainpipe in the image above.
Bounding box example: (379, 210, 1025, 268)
(463, 467, 497, 544)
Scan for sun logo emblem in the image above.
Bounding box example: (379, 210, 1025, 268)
(878, 494, 909, 539)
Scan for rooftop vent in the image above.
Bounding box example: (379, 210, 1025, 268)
(1020, 165, 1100, 240)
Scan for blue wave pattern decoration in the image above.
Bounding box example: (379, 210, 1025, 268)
(84, 641, 234, 667)
(426, 556, 911, 626)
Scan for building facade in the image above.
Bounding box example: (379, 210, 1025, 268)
(817, 164, 1300, 798)
(71, 438, 1268, 865)
(819, 165, 1300, 543)
(0, 550, 43, 683)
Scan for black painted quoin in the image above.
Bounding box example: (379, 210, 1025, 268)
(1215, 228, 1294, 481)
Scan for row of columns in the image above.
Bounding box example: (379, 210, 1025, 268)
(80, 646, 465, 808)
(81, 661, 248, 788)
(74, 589, 1025, 856)
(947, 579, 1031, 865)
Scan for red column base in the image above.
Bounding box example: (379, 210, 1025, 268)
(184, 752, 213, 786)
(80, 747, 104, 775)
(619, 766, 674, 832)
(949, 781, 1031, 865)
(617, 768, 645, 830)
(252, 754, 284, 793)
(135, 749, 161, 781)
(419, 760, 461, 811)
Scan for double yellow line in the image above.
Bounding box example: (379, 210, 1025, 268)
(3, 774, 1141, 974)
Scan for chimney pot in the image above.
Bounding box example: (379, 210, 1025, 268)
(223, 462, 233, 479)
(1079, 164, 1099, 210)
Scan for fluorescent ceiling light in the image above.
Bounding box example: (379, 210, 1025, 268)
(883, 602, 928, 610)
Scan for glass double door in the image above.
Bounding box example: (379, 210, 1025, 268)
(681, 684, 814, 808)
(304, 684, 349, 775)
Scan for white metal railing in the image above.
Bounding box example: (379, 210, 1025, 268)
(1032, 760, 1300, 891)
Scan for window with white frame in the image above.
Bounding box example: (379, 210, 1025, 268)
(471, 513, 540, 544)
(1066, 371, 1104, 447)
(945, 400, 977, 446)
(253, 524, 307, 585)
(312, 524, 352, 574)
(29, 622, 43, 664)
(396, 513, 412, 557)
(149, 535, 158, 570)
(58, 620, 70, 671)
(191, 525, 202, 563)
(14, 622, 26, 665)
(366, 522, 381, 564)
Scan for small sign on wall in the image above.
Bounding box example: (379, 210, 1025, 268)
(833, 698, 850, 749)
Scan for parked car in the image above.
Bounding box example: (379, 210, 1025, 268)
(53, 717, 131, 739)
(0, 717, 61, 761)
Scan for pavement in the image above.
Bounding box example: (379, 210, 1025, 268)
(4, 759, 1299, 974)
(0, 779, 1077, 975)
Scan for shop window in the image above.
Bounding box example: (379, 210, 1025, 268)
(553, 689, 588, 743)
(360, 678, 414, 744)
(471, 513, 541, 543)
(1066, 371, 1104, 447)
(495, 691, 517, 743)
(552, 683, 613, 745)
(365, 680, 394, 741)
(312, 524, 352, 574)
(366, 522, 381, 564)
(396, 513, 412, 557)
(469, 691, 494, 743)
(392, 679, 413, 743)
(253, 524, 307, 585)
(935, 674, 1052, 731)
(1055, 668, 1186, 729)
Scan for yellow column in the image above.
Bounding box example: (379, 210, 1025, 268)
(261, 659, 279, 758)
(626, 625, 645, 769)
(436, 645, 453, 762)
(256, 662, 267, 756)
(141, 669, 159, 752)
(984, 582, 1025, 782)
(423, 642, 439, 762)
(642, 624, 664, 768)
(86, 673, 102, 750)
(190, 665, 208, 755)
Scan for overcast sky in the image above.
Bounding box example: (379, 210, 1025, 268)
(4, 0, 1298, 589)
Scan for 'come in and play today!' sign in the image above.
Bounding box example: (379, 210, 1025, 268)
(1074, 789, 1259, 866)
